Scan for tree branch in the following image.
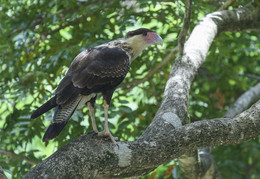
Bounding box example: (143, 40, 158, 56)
(178, 2, 260, 178)
(142, 3, 260, 141)
(225, 82, 260, 118)
(181, 1, 260, 177)
(176, 1, 202, 178)
(199, 147, 222, 179)
(178, 0, 192, 56)
(244, 73, 260, 80)
(219, 0, 235, 11)
(0, 149, 38, 166)
(197, 82, 260, 179)
(7, 16, 46, 38)
(120, 47, 178, 91)
(24, 100, 260, 178)
(0, 165, 7, 179)
(24, 2, 260, 178)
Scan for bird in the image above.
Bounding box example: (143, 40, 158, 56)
(31, 28, 163, 145)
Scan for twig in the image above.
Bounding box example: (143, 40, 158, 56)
(121, 47, 178, 92)
(150, 79, 160, 106)
(7, 16, 45, 38)
(0, 165, 7, 179)
(0, 149, 38, 166)
(219, 0, 235, 11)
(245, 158, 259, 176)
(47, 16, 86, 36)
(243, 73, 260, 80)
(178, 0, 192, 56)
(7, 0, 114, 38)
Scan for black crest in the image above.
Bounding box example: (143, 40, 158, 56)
(126, 28, 154, 38)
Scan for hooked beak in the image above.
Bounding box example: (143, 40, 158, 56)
(155, 35, 163, 46)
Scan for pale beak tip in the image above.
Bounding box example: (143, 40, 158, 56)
(155, 36, 163, 46)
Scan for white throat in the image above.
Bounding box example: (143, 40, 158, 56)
(125, 35, 149, 61)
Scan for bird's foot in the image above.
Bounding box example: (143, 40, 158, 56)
(97, 130, 118, 145)
(87, 130, 99, 136)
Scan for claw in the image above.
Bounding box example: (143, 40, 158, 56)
(87, 130, 98, 136)
(97, 130, 117, 145)
(87, 130, 94, 134)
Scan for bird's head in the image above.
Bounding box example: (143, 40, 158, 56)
(125, 28, 163, 60)
(126, 28, 163, 46)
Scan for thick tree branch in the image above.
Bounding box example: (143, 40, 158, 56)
(24, 100, 260, 178)
(198, 82, 260, 179)
(225, 82, 260, 118)
(177, 2, 260, 178)
(177, 1, 201, 178)
(142, 2, 260, 140)
(24, 2, 260, 178)
(188, 1, 260, 175)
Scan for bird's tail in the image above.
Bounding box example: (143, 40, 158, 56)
(31, 96, 57, 119)
(42, 96, 82, 142)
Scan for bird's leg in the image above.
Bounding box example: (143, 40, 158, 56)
(97, 100, 117, 145)
(87, 102, 98, 133)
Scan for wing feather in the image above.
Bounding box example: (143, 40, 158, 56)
(54, 45, 130, 105)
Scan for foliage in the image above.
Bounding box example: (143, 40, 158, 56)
(0, 0, 259, 178)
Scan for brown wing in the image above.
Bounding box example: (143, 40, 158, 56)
(55, 46, 130, 105)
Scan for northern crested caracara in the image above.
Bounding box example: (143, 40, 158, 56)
(31, 28, 163, 145)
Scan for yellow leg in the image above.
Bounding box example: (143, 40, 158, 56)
(87, 102, 98, 133)
(97, 100, 117, 145)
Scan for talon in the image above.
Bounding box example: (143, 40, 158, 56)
(97, 130, 117, 145)
(87, 130, 94, 134)
(87, 130, 99, 135)
(92, 131, 98, 136)
(95, 100, 118, 145)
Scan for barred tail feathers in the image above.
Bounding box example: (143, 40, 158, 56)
(42, 96, 82, 142)
(31, 96, 57, 119)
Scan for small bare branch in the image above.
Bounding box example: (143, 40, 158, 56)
(0, 149, 38, 166)
(219, 0, 235, 11)
(121, 47, 178, 91)
(0, 166, 7, 179)
(178, 0, 192, 56)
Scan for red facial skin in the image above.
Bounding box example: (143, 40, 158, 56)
(144, 32, 161, 44)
